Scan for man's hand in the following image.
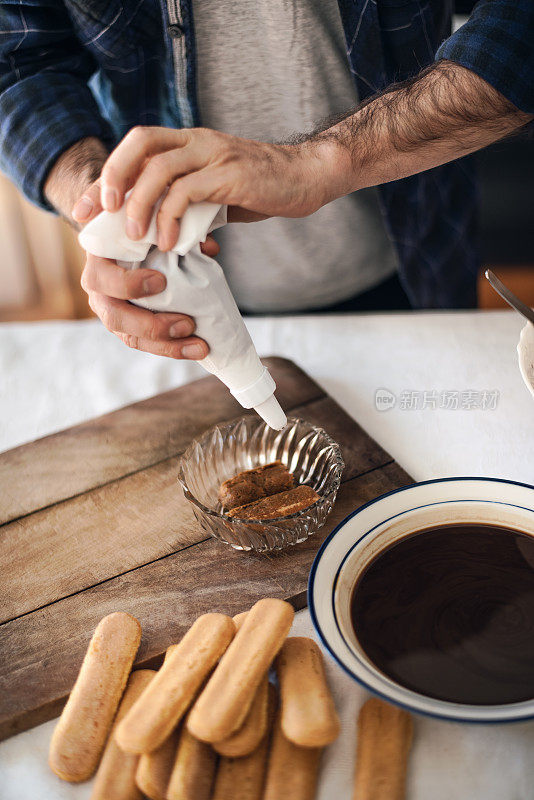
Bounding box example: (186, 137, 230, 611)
(44, 137, 108, 226)
(81, 253, 209, 360)
(49, 60, 532, 361)
(98, 127, 338, 251)
(97, 62, 532, 256)
(45, 137, 216, 360)
(74, 179, 216, 360)
(74, 178, 217, 360)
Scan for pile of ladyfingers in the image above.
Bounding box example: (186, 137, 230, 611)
(48, 598, 340, 800)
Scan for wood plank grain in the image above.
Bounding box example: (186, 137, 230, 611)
(0, 462, 411, 740)
(0, 461, 197, 624)
(0, 395, 392, 624)
(0, 357, 324, 525)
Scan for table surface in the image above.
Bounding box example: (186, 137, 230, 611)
(1, 310, 533, 800)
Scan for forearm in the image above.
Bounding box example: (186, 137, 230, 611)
(91, 58, 531, 235)
(312, 60, 533, 199)
(44, 137, 108, 225)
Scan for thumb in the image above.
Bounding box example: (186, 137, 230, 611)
(200, 234, 220, 257)
(72, 178, 103, 226)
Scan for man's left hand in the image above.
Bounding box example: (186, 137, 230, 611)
(95, 126, 338, 251)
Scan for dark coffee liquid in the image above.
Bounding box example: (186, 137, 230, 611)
(351, 524, 534, 705)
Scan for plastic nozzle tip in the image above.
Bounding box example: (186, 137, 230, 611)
(254, 395, 287, 430)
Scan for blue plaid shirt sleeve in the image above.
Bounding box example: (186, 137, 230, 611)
(0, 0, 115, 210)
(437, 0, 534, 114)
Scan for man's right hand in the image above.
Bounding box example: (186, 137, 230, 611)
(72, 175, 212, 361)
(80, 252, 209, 360)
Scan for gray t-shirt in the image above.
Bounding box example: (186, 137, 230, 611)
(192, 0, 398, 312)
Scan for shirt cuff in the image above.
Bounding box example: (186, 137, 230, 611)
(437, 1, 534, 114)
(0, 72, 116, 211)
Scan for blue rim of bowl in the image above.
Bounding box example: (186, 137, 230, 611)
(308, 476, 534, 724)
(178, 416, 345, 524)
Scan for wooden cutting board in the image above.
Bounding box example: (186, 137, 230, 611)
(0, 357, 411, 741)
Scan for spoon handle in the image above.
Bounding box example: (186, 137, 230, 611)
(485, 270, 534, 325)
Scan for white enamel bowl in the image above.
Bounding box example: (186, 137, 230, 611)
(308, 477, 534, 723)
(518, 322, 534, 399)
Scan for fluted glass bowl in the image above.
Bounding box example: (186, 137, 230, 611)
(178, 416, 344, 552)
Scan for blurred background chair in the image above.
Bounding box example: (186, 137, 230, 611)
(476, 136, 534, 308)
(0, 173, 88, 321)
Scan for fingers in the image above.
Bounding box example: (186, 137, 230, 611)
(88, 293, 194, 341)
(124, 144, 207, 241)
(81, 254, 167, 300)
(87, 292, 209, 360)
(82, 246, 218, 310)
(72, 170, 220, 258)
(72, 179, 104, 225)
(100, 127, 192, 212)
(114, 332, 208, 360)
(200, 235, 220, 257)
(156, 169, 221, 251)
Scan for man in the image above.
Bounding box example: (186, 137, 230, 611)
(1, 1, 532, 362)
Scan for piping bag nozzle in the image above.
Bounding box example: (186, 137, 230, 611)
(254, 395, 287, 430)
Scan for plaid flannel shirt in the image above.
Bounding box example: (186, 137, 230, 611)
(1, 0, 533, 308)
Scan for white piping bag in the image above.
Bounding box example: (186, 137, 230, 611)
(79, 200, 287, 429)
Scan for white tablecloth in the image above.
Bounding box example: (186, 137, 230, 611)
(1, 310, 534, 800)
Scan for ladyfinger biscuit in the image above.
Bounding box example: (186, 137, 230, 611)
(136, 728, 181, 800)
(116, 613, 235, 754)
(276, 637, 340, 747)
(353, 698, 413, 800)
(91, 670, 155, 800)
(211, 683, 276, 800)
(213, 673, 269, 757)
(188, 599, 294, 743)
(232, 611, 248, 630)
(164, 644, 179, 661)
(227, 485, 319, 520)
(215, 610, 268, 756)
(166, 716, 217, 800)
(219, 461, 294, 510)
(263, 697, 321, 800)
(131, 645, 181, 800)
(49, 611, 141, 782)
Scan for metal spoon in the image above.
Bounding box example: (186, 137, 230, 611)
(485, 269, 534, 325)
